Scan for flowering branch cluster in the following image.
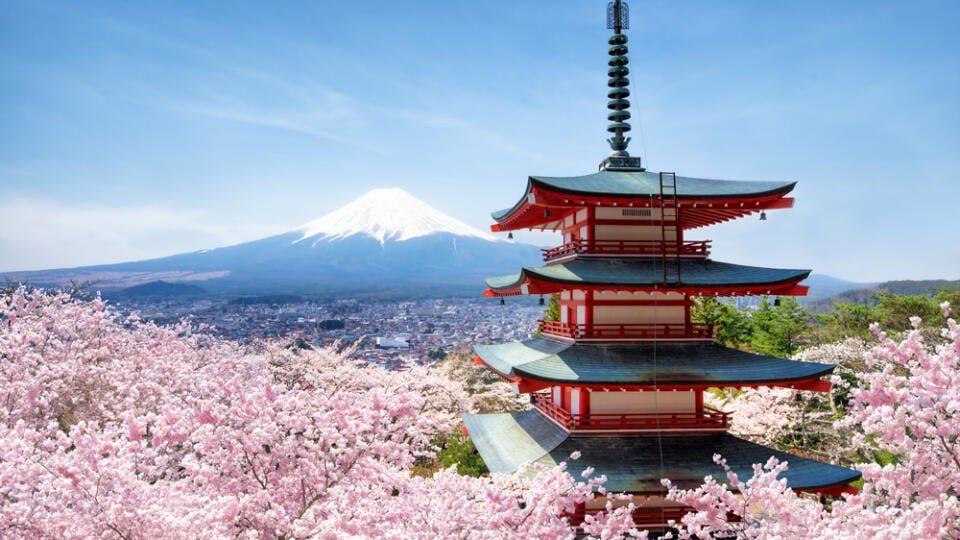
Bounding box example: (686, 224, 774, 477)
(663, 305, 960, 539)
(0, 288, 639, 539)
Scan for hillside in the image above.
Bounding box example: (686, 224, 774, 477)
(109, 280, 208, 298)
(810, 279, 960, 312)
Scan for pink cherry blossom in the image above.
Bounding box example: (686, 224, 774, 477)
(664, 306, 960, 539)
(0, 288, 637, 539)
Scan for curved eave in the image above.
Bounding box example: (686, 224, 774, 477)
(491, 174, 796, 232)
(484, 259, 811, 297)
(464, 410, 861, 494)
(474, 339, 834, 390)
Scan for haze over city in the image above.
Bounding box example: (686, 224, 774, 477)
(2, 1, 958, 282)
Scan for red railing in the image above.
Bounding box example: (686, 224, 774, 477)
(532, 392, 730, 433)
(541, 239, 710, 261)
(570, 506, 741, 528)
(538, 320, 714, 341)
(570, 506, 687, 527)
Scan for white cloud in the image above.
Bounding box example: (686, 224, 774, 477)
(163, 98, 355, 143)
(0, 198, 282, 272)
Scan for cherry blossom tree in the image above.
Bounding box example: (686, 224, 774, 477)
(832, 307, 960, 538)
(21, 286, 959, 539)
(664, 306, 960, 539)
(0, 288, 638, 539)
(705, 386, 798, 446)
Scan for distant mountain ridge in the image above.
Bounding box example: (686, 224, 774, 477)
(2, 188, 539, 297)
(800, 274, 876, 302)
(809, 279, 960, 312)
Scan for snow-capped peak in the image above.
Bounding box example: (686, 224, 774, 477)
(294, 187, 499, 245)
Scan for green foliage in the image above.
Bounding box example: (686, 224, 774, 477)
(815, 303, 875, 343)
(814, 288, 953, 342)
(543, 294, 560, 321)
(934, 287, 960, 308)
(873, 449, 901, 467)
(872, 291, 941, 332)
(697, 290, 953, 356)
(749, 296, 814, 358)
(436, 430, 488, 477)
(690, 297, 752, 348)
(534, 294, 560, 338)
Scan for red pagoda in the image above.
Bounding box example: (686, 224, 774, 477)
(463, 0, 860, 530)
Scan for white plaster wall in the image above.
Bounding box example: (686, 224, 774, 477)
(589, 391, 695, 414)
(593, 305, 685, 325)
(594, 291, 684, 301)
(595, 224, 672, 241)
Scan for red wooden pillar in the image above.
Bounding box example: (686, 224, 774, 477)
(569, 501, 586, 526)
(586, 206, 595, 250)
(585, 289, 594, 333)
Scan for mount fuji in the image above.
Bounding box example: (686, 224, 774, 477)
(295, 188, 499, 245)
(5, 188, 541, 297)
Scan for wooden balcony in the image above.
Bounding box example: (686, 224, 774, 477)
(541, 239, 711, 262)
(532, 392, 730, 434)
(570, 505, 740, 529)
(538, 320, 715, 342)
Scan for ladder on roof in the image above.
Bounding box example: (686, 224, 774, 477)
(659, 172, 682, 286)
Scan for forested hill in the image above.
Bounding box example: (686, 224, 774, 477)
(811, 279, 960, 312)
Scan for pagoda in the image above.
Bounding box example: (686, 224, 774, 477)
(463, 0, 860, 530)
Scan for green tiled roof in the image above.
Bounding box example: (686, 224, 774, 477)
(485, 259, 811, 291)
(492, 171, 795, 221)
(534, 171, 794, 197)
(464, 410, 861, 493)
(474, 339, 834, 385)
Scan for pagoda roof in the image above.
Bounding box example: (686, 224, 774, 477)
(463, 409, 861, 494)
(474, 338, 834, 389)
(491, 171, 796, 231)
(485, 259, 811, 297)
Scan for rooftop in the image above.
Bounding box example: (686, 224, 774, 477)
(464, 409, 861, 494)
(474, 338, 834, 389)
(485, 258, 811, 297)
(491, 171, 796, 231)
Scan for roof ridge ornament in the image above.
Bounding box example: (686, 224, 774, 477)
(600, 0, 645, 172)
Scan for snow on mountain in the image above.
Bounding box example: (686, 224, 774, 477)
(295, 187, 499, 245)
(1, 186, 543, 295)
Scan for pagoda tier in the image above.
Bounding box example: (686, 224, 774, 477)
(474, 339, 834, 392)
(484, 259, 811, 297)
(491, 171, 796, 232)
(464, 410, 861, 496)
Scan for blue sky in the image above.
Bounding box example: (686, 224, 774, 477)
(1, 0, 957, 282)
